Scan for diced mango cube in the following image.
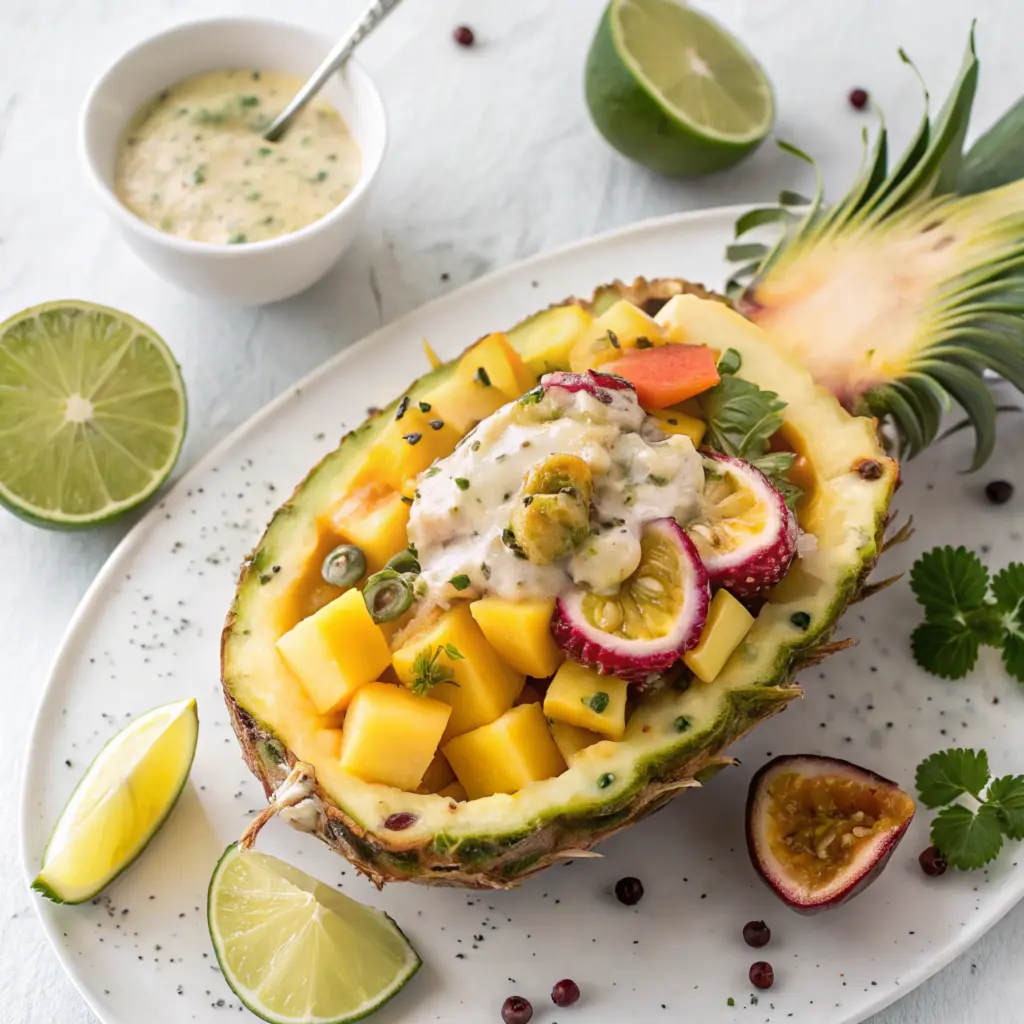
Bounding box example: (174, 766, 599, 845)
(510, 304, 596, 376)
(326, 482, 410, 574)
(549, 719, 602, 764)
(458, 332, 536, 398)
(684, 589, 755, 683)
(423, 371, 509, 434)
(276, 589, 392, 715)
(543, 661, 628, 740)
(469, 596, 563, 678)
(339, 683, 451, 790)
(443, 703, 567, 799)
(369, 406, 461, 490)
(647, 408, 706, 447)
(569, 300, 665, 373)
(418, 752, 456, 794)
(391, 604, 525, 739)
(438, 780, 468, 802)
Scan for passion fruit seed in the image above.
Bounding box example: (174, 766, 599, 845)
(551, 979, 581, 1007)
(453, 24, 475, 46)
(362, 569, 414, 623)
(615, 876, 644, 905)
(501, 995, 533, 1024)
(848, 87, 869, 110)
(385, 549, 421, 575)
(321, 543, 366, 588)
(742, 920, 771, 948)
(749, 961, 774, 989)
(919, 845, 948, 877)
(985, 480, 1014, 505)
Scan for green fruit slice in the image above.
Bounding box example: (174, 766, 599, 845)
(586, 0, 774, 175)
(0, 300, 187, 528)
(208, 845, 421, 1024)
(32, 697, 198, 904)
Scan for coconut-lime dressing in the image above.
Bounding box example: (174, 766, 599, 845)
(408, 383, 704, 602)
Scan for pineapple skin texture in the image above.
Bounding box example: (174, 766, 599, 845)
(223, 276, 898, 890)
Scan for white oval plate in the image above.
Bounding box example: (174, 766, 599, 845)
(20, 207, 1024, 1024)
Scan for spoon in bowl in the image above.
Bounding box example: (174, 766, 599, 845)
(263, 0, 404, 142)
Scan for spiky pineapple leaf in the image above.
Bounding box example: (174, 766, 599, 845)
(960, 95, 1024, 195)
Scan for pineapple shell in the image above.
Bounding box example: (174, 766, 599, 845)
(220, 278, 898, 890)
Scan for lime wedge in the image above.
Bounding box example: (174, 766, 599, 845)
(0, 300, 187, 529)
(208, 846, 421, 1024)
(586, 0, 774, 175)
(32, 698, 198, 904)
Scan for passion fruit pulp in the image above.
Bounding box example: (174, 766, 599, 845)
(746, 755, 915, 914)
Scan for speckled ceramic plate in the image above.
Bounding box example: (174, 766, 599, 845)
(20, 207, 1024, 1024)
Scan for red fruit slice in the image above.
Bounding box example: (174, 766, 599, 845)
(602, 345, 720, 409)
(552, 518, 709, 682)
(688, 451, 798, 598)
(746, 755, 915, 914)
(541, 369, 634, 404)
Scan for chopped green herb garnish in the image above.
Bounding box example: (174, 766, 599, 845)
(239, 95, 260, 107)
(597, 773, 615, 789)
(480, 562, 491, 579)
(314, 170, 329, 182)
(790, 611, 811, 630)
(717, 348, 742, 374)
(449, 574, 471, 591)
(246, 191, 262, 201)
(585, 692, 610, 714)
(400, 495, 413, 505)
(410, 645, 462, 695)
(455, 478, 470, 491)
(418, 401, 432, 413)
(474, 366, 491, 386)
(471, 440, 481, 451)
(192, 165, 207, 185)
(228, 233, 247, 244)
(648, 474, 670, 486)
(519, 386, 544, 405)
(674, 716, 690, 732)
(257, 146, 273, 157)
(606, 329, 620, 349)
(425, 466, 441, 477)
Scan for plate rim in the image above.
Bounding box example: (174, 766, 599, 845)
(18, 201, 1024, 1024)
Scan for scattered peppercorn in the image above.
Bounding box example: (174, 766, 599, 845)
(453, 24, 475, 47)
(615, 876, 644, 905)
(749, 962, 774, 989)
(849, 87, 869, 110)
(985, 480, 1014, 505)
(403, 432, 422, 445)
(919, 845, 948, 877)
(395, 396, 410, 420)
(501, 995, 532, 1024)
(743, 920, 771, 948)
(790, 611, 811, 630)
(429, 419, 445, 430)
(551, 979, 580, 1007)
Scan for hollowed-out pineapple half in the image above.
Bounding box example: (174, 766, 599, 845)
(221, 280, 898, 889)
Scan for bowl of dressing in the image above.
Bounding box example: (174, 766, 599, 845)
(80, 17, 387, 305)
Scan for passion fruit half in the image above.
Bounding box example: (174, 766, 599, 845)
(746, 755, 915, 914)
(541, 369, 634, 403)
(552, 517, 709, 681)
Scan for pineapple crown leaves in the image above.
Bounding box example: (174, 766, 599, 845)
(725, 26, 1024, 471)
(410, 643, 464, 696)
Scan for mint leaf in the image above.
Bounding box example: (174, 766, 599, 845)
(910, 546, 989, 615)
(1003, 632, 1024, 683)
(442, 643, 465, 661)
(699, 374, 786, 462)
(916, 748, 991, 807)
(931, 803, 1004, 870)
(911, 616, 981, 679)
(987, 774, 1024, 839)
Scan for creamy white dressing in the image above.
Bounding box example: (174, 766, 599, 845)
(408, 383, 704, 603)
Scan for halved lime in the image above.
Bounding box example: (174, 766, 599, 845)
(32, 697, 199, 904)
(0, 300, 186, 528)
(585, 0, 774, 175)
(208, 845, 421, 1024)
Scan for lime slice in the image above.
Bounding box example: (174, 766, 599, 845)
(585, 0, 774, 175)
(208, 845, 421, 1024)
(32, 698, 198, 904)
(0, 300, 187, 529)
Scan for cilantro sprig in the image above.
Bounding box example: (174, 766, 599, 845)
(909, 546, 1024, 681)
(916, 748, 1024, 869)
(410, 643, 464, 696)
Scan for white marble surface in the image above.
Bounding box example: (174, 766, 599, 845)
(3, 0, 1023, 1021)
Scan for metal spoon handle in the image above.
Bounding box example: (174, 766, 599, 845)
(263, 0, 404, 142)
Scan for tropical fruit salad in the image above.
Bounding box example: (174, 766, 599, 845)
(221, 280, 898, 889)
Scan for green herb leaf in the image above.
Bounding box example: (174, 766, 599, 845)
(916, 748, 990, 807)
(410, 646, 453, 695)
(910, 545, 989, 615)
(443, 643, 465, 661)
(584, 691, 610, 714)
(910, 616, 981, 679)
(699, 374, 786, 462)
(1002, 632, 1024, 683)
(449, 574, 471, 591)
(986, 774, 1024, 840)
(931, 802, 1004, 870)
(454, 477, 470, 491)
(716, 348, 742, 375)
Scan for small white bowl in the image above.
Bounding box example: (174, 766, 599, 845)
(80, 17, 387, 305)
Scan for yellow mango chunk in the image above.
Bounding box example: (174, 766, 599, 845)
(549, 719, 602, 764)
(469, 596, 564, 678)
(418, 752, 456, 794)
(511, 304, 596, 376)
(543, 661, 628, 740)
(443, 703, 567, 799)
(276, 589, 392, 715)
(438, 780, 469, 802)
(458, 332, 536, 398)
(326, 482, 410, 575)
(647, 407, 706, 447)
(423, 371, 509, 434)
(339, 683, 451, 791)
(569, 300, 665, 373)
(391, 604, 525, 739)
(369, 406, 461, 491)
(684, 589, 755, 683)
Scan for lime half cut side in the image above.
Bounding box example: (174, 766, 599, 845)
(208, 845, 421, 1024)
(32, 697, 199, 904)
(586, 0, 774, 175)
(0, 300, 187, 528)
